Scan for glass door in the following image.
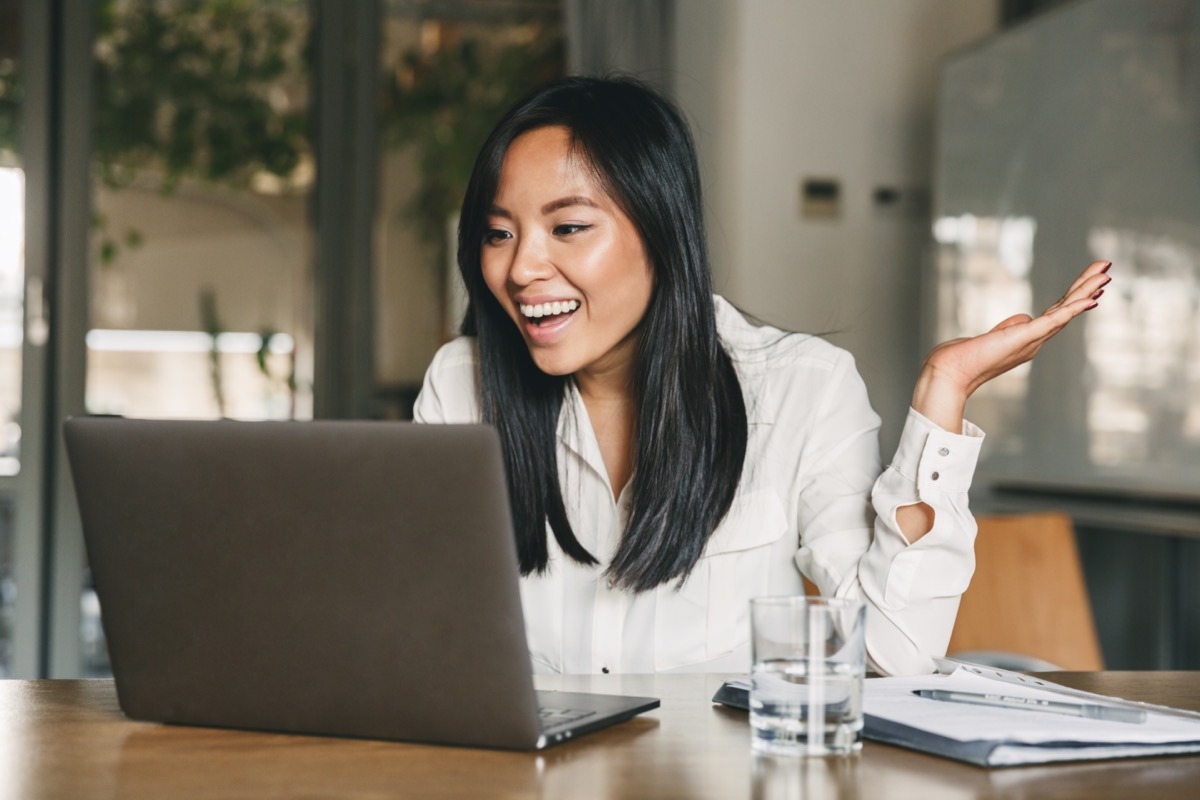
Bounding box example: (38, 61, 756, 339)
(0, 0, 24, 676)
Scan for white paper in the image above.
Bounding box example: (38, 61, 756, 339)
(863, 667, 1200, 747)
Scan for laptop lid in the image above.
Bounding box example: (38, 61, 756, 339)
(64, 418, 657, 750)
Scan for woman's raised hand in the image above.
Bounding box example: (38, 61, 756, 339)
(912, 260, 1112, 433)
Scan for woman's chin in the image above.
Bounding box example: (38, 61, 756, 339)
(527, 352, 577, 377)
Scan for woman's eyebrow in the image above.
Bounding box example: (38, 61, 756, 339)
(541, 195, 598, 214)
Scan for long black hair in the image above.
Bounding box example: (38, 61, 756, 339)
(458, 76, 747, 592)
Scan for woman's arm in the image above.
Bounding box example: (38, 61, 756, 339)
(797, 260, 1110, 674)
(896, 260, 1112, 543)
(791, 354, 981, 677)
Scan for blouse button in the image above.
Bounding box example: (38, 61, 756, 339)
(931, 471, 941, 481)
(602, 667, 610, 674)
(938, 447, 950, 456)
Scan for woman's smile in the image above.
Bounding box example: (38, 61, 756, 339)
(519, 298, 580, 343)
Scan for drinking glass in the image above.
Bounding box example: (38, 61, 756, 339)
(749, 596, 866, 756)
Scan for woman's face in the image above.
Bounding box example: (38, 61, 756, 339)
(481, 125, 654, 384)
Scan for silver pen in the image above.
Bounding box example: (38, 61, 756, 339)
(914, 689, 1147, 724)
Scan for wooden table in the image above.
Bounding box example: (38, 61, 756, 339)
(3, 672, 1199, 799)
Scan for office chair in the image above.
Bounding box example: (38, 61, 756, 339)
(947, 511, 1105, 671)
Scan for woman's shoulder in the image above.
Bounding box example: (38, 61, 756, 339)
(428, 335, 480, 372)
(413, 336, 482, 424)
(713, 296, 870, 431)
(713, 295, 853, 376)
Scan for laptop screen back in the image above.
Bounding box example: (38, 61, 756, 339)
(65, 418, 546, 749)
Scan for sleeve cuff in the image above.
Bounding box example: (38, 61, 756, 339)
(885, 408, 984, 496)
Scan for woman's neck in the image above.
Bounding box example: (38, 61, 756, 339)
(576, 364, 637, 500)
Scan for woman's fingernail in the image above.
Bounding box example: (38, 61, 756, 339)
(1101, 261, 1113, 273)
(1091, 288, 1105, 300)
(1086, 301, 1099, 310)
(1101, 275, 1113, 288)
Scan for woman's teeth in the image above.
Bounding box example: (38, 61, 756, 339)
(520, 300, 579, 321)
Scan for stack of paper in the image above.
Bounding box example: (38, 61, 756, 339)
(863, 666, 1200, 767)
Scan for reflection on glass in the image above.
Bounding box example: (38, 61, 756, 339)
(751, 750, 861, 799)
(375, 0, 564, 418)
(1084, 227, 1200, 469)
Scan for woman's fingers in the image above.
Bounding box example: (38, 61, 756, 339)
(1012, 295, 1100, 358)
(1050, 261, 1112, 313)
(1062, 260, 1113, 298)
(1040, 262, 1111, 322)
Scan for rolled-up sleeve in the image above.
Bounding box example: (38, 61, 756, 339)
(792, 351, 984, 676)
(859, 409, 983, 674)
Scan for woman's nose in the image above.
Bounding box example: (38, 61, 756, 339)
(508, 235, 555, 285)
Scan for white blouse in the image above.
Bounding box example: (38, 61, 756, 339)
(413, 296, 984, 676)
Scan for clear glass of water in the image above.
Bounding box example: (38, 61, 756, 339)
(749, 596, 866, 756)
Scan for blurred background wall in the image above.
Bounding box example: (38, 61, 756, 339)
(673, 0, 999, 453)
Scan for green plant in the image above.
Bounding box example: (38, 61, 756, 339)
(91, 0, 310, 265)
(93, 0, 310, 192)
(0, 1, 312, 266)
(0, 54, 19, 164)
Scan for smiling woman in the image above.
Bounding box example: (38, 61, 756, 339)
(442, 78, 749, 600)
(412, 76, 1109, 678)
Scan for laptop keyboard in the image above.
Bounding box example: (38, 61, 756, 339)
(538, 707, 597, 729)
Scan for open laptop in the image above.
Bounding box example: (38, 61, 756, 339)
(63, 417, 658, 750)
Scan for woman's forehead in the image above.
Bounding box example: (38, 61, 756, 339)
(493, 126, 609, 206)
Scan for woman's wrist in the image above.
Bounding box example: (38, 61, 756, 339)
(911, 368, 968, 434)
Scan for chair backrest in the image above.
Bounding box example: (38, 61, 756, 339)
(947, 511, 1105, 671)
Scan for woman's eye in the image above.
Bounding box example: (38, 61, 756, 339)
(553, 223, 590, 237)
(483, 228, 511, 245)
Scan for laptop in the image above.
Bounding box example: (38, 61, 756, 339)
(63, 417, 659, 750)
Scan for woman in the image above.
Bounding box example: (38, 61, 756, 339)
(413, 76, 1110, 676)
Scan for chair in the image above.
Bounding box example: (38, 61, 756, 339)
(947, 511, 1105, 671)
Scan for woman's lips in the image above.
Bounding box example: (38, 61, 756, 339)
(522, 306, 577, 344)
